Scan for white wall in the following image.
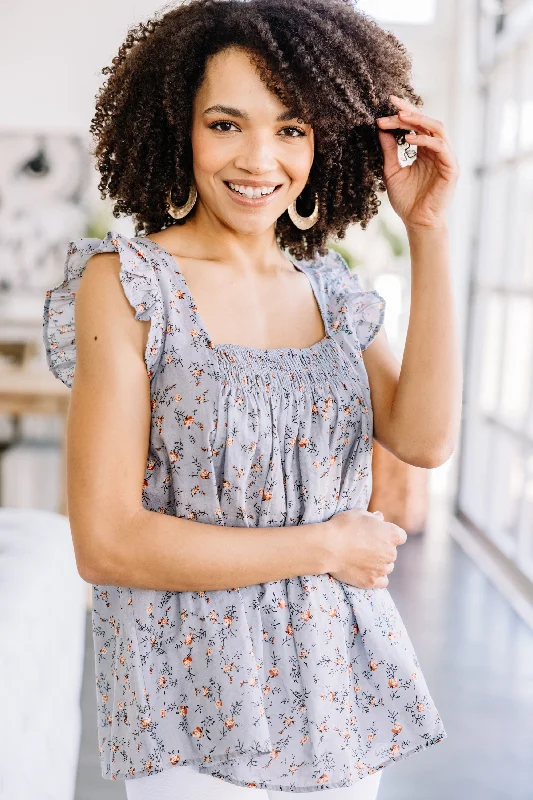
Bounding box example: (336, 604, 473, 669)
(2, 1, 168, 134)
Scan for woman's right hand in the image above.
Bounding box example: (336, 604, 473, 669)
(327, 508, 407, 589)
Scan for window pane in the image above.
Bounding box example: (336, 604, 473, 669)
(458, 415, 493, 530)
(479, 292, 504, 416)
(500, 295, 533, 428)
(477, 170, 512, 286)
(486, 431, 525, 559)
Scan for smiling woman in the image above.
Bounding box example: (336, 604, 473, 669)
(89, 0, 421, 260)
(41, 1, 458, 798)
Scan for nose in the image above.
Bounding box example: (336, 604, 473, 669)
(233, 131, 279, 175)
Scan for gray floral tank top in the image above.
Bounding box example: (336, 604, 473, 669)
(42, 231, 446, 793)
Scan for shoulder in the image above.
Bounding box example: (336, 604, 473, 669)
(305, 247, 387, 353)
(43, 231, 168, 387)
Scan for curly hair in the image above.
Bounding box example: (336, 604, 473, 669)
(89, 0, 422, 260)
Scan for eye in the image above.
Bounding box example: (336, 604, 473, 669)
(280, 126, 307, 138)
(208, 120, 239, 133)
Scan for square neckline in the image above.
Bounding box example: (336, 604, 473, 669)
(134, 235, 331, 356)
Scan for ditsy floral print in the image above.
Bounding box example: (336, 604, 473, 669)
(42, 231, 446, 792)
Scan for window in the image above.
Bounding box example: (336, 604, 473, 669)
(457, 0, 533, 584)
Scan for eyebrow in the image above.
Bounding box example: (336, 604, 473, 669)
(202, 104, 302, 122)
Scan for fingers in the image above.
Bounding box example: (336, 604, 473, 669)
(392, 525, 407, 546)
(373, 575, 389, 589)
(389, 94, 448, 139)
(376, 114, 417, 133)
(398, 111, 446, 140)
(404, 133, 447, 153)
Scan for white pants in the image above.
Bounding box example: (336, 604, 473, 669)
(125, 764, 382, 799)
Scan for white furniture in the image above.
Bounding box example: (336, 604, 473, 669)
(0, 508, 87, 800)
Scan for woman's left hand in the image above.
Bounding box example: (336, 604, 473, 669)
(376, 94, 460, 231)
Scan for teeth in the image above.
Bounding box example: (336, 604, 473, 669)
(228, 182, 277, 197)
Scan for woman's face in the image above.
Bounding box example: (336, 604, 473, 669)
(190, 46, 314, 235)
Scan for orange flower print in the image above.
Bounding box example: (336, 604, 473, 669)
(192, 727, 203, 739)
(392, 723, 402, 735)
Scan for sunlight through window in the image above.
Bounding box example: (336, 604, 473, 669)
(357, 0, 437, 25)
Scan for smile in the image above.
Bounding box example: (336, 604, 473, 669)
(223, 181, 282, 206)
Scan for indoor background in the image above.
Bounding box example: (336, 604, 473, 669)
(1, 1, 532, 799)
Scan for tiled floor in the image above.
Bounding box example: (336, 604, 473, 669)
(75, 496, 533, 799)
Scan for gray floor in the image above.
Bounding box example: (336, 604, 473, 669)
(76, 499, 533, 799)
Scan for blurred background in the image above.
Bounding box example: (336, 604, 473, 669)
(2, 0, 533, 798)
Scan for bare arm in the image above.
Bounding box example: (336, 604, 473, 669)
(68, 252, 333, 591)
(363, 225, 463, 469)
(371, 99, 463, 469)
(105, 509, 331, 591)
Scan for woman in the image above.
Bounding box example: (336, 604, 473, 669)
(43, 0, 462, 797)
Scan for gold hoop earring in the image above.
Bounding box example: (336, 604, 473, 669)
(167, 183, 197, 220)
(287, 191, 319, 230)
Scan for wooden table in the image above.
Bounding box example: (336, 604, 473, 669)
(0, 367, 70, 515)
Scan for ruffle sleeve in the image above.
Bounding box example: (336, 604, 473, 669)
(326, 248, 386, 351)
(42, 231, 167, 388)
